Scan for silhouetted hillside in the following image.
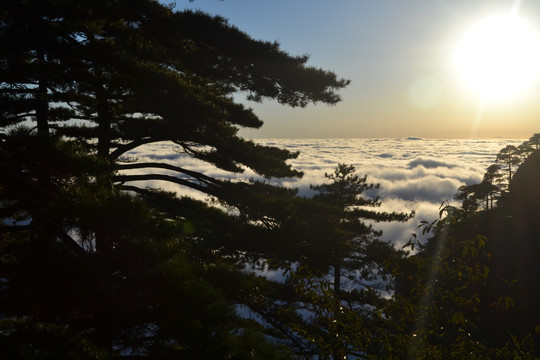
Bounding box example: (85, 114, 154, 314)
(489, 149, 540, 343)
(425, 147, 540, 349)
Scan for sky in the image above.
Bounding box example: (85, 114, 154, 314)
(176, 0, 540, 139)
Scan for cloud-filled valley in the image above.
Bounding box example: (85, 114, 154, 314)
(124, 137, 523, 247)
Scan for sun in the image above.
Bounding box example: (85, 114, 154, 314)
(453, 14, 540, 101)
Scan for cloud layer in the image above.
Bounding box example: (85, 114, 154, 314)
(124, 138, 523, 246)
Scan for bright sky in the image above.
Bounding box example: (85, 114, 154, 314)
(178, 0, 540, 139)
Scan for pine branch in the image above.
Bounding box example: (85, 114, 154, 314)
(115, 162, 217, 185)
(56, 230, 85, 256)
(112, 173, 219, 196)
(109, 137, 166, 160)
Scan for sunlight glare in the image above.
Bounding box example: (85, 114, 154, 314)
(453, 14, 540, 101)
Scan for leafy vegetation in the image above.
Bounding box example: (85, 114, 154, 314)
(1, 1, 540, 359)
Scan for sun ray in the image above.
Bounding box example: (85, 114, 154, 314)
(470, 97, 487, 138)
(510, 0, 522, 16)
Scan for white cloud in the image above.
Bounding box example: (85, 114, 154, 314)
(382, 176, 464, 202)
(407, 157, 458, 169)
(125, 138, 523, 246)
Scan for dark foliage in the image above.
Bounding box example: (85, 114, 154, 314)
(0, 0, 348, 358)
(406, 136, 540, 356)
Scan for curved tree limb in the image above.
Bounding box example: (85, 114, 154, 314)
(109, 137, 167, 160)
(115, 162, 217, 185)
(112, 173, 220, 196)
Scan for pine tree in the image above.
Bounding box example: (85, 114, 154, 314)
(239, 164, 413, 359)
(309, 164, 412, 295)
(0, 0, 348, 357)
(305, 164, 412, 358)
(496, 145, 521, 192)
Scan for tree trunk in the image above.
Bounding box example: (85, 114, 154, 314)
(333, 262, 341, 296)
(36, 49, 49, 138)
(94, 82, 114, 354)
(333, 262, 343, 360)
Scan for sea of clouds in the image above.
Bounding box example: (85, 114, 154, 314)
(124, 137, 523, 248)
